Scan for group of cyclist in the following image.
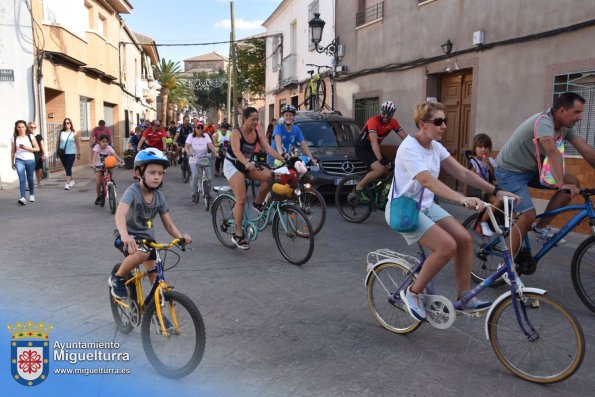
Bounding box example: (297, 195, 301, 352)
(110, 92, 590, 326)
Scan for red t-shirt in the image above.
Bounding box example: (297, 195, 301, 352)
(360, 115, 402, 144)
(142, 128, 167, 150)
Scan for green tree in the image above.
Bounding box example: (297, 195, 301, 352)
(153, 58, 182, 123)
(237, 38, 266, 97)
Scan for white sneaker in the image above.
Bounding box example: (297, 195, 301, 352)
(480, 222, 494, 237)
(68, 180, 75, 187)
(533, 225, 565, 245)
(29, 195, 35, 202)
(18, 197, 26, 206)
(64, 183, 70, 190)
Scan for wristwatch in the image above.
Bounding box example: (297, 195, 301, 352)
(492, 185, 502, 195)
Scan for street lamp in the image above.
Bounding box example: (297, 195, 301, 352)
(441, 39, 453, 55)
(308, 13, 338, 59)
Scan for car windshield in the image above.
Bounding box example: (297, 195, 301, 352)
(298, 121, 360, 148)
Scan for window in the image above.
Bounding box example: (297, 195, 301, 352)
(356, 1, 384, 27)
(79, 96, 91, 138)
(553, 71, 595, 155)
(308, 0, 319, 51)
(271, 35, 281, 72)
(354, 97, 379, 128)
(97, 14, 106, 37)
(85, 3, 92, 30)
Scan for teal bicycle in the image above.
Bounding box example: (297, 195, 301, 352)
(211, 170, 315, 265)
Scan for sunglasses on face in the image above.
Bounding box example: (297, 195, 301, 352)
(30, 126, 37, 129)
(65, 121, 71, 124)
(424, 117, 448, 126)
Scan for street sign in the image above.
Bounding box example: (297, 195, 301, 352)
(0, 69, 15, 81)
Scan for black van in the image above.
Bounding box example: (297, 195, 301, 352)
(292, 111, 367, 195)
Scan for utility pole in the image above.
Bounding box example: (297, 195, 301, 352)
(226, 30, 232, 124)
(230, 0, 238, 127)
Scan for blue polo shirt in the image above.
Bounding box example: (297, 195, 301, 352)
(267, 124, 304, 166)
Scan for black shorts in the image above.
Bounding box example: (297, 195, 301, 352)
(114, 234, 157, 260)
(354, 141, 377, 167)
(35, 156, 43, 171)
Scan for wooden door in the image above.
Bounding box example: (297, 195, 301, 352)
(439, 72, 473, 190)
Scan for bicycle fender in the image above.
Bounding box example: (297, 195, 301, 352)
(483, 287, 547, 339)
(364, 258, 415, 287)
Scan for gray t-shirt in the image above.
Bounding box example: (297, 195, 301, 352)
(120, 182, 169, 240)
(496, 109, 579, 173)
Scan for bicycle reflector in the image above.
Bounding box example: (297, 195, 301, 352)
(104, 155, 118, 168)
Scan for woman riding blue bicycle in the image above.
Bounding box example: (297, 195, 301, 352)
(223, 107, 285, 250)
(389, 101, 518, 322)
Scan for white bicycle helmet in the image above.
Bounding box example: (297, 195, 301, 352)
(380, 101, 397, 116)
(281, 104, 297, 115)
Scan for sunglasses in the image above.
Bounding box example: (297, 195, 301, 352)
(65, 121, 71, 124)
(424, 118, 448, 126)
(30, 126, 37, 129)
(196, 126, 204, 129)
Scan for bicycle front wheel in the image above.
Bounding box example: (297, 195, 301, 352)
(304, 84, 314, 110)
(487, 292, 584, 384)
(296, 187, 326, 235)
(334, 176, 373, 223)
(108, 183, 117, 214)
(203, 179, 211, 211)
(141, 290, 205, 378)
(99, 183, 106, 207)
(571, 235, 595, 313)
(212, 194, 237, 248)
(462, 214, 506, 287)
(182, 157, 190, 183)
(313, 79, 326, 111)
(273, 204, 314, 265)
(367, 262, 422, 334)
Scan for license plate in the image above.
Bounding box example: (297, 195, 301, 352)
(335, 178, 357, 186)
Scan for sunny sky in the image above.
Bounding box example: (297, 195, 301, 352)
(122, 0, 282, 64)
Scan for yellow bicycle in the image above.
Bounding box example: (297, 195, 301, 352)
(303, 64, 333, 111)
(109, 238, 205, 378)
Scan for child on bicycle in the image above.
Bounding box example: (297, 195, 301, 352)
(109, 148, 192, 299)
(91, 134, 123, 205)
(469, 133, 502, 236)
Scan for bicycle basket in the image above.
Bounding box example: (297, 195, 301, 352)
(198, 156, 210, 166)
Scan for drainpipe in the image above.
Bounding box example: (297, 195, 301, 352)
(37, 50, 48, 178)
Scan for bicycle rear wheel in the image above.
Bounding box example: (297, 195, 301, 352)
(487, 292, 584, 384)
(211, 194, 237, 248)
(571, 235, 595, 313)
(272, 204, 314, 265)
(108, 264, 134, 334)
(296, 187, 326, 235)
(366, 262, 422, 334)
(141, 290, 205, 378)
(108, 182, 117, 214)
(313, 79, 326, 111)
(462, 214, 506, 287)
(304, 84, 314, 110)
(335, 176, 373, 223)
(203, 179, 211, 211)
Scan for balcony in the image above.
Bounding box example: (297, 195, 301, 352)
(356, 2, 384, 27)
(280, 53, 298, 87)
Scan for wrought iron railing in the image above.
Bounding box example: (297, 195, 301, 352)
(356, 2, 384, 27)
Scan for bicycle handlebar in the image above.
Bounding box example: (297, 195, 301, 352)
(137, 238, 187, 250)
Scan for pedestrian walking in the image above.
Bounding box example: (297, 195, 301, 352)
(11, 120, 40, 205)
(57, 117, 81, 190)
(28, 121, 47, 188)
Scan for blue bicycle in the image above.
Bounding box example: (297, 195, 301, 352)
(462, 188, 595, 312)
(211, 173, 314, 265)
(366, 201, 584, 383)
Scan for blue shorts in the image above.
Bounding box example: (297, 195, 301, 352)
(495, 167, 554, 215)
(385, 202, 451, 245)
(114, 234, 156, 260)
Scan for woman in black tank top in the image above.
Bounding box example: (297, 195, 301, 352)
(225, 107, 285, 250)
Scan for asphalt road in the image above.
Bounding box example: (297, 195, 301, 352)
(1, 165, 593, 396)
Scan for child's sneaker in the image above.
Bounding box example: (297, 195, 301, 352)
(532, 225, 565, 244)
(480, 221, 494, 237)
(399, 286, 427, 322)
(231, 235, 250, 250)
(455, 297, 491, 312)
(108, 275, 127, 299)
(17, 197, 26, 206)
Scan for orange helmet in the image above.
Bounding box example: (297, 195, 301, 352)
(104, 155, 118, 169)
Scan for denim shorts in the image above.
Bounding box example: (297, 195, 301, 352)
(114, 234, 156, 260)
(385, 202, 451, 245)
(495, 167, 554, 214)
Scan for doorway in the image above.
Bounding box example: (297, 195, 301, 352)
(438, 71, 473, 190)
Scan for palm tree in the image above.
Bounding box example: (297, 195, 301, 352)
(153, 58, 182, 124)
(168, 82, 194, 123)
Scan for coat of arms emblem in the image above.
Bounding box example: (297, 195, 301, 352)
(8, 320, 52, 386)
